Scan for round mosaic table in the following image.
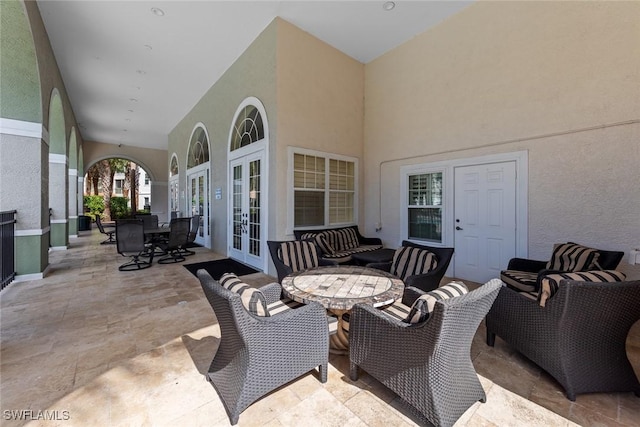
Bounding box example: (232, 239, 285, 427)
(281, 265, 404, 354)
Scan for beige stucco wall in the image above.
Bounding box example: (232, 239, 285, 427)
(168, 20, 278, 256)
(364, 1, 640, 278)
(275, 18, 365, 237)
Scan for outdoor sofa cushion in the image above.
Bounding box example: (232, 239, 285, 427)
(219, 273, 269, 316)
(545, 242, 600, 272)
(538, 270, 626, 307)
(405, 281, 469, 323)
(390, 245, 438, 280)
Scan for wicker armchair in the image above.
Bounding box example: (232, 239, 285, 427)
(486, 279, 640, 400)
(367, 240, 454, 292)
(349, 280, 501, 427)
(267, 240, 337, 283)
(196, 270, 329, 425)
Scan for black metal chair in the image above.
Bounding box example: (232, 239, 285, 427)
(179, 214, 200, 256)
(267, 240, 337, 283)
(156, 217, 191, 264)
(196, 269, 329, 425)
(95, 216, 116, 244)
(367, 240, 454, 292)
(349, 279, 502, 427)
(115, 219, 153, 271)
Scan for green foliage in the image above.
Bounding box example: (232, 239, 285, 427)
(110, 197, 130, 219)
(84, 195, 104, 220)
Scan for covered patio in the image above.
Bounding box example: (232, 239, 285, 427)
(1, 229, 637, 426)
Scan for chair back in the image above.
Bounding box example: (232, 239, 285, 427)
(116, 219, 145, 254)
(595, 249, 624, 270)
(268, 240, 320, 282)
(166, 217, 191, 248)
(197, 269, 245, 346)
(135, 214, 158, 231)
(392, 240, 454, 281)
(95, 216, 107, 233)
(188, 214, 200, 243)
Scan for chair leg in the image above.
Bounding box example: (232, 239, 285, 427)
(349, 361, 359, 381)
(486, 330, 496, 347)
(319, 363, 327, 383)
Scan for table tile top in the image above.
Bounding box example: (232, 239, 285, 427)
(281, 266, 404, 310)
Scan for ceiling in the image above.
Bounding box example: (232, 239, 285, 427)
(37, 1, 472, 150)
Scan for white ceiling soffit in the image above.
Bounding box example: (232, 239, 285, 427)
(37, 1, 472, 150)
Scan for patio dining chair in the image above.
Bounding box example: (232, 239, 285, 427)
(115, 219, 153, 271)
(95, 215, 116, 244)
(156, 217, 191, 264)
(267, 240, 337, 283)
(178, 214, 200, 256)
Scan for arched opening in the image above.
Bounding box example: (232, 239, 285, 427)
(169, 154, 180, 218)
(48, 89, 68, 250)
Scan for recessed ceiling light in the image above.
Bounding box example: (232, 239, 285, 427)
(151, 7, 164, 16)
(136, 69, 146, 75)
(129, 98, 138, 102)
(128, 109, 134, 113)
(383, 1, 395, 11)
(125, 118, 131, 122)
(144, 44, 153, 50)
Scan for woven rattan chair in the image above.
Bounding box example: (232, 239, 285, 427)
(367, 240, 454, 292)
(95, 215, 116, 244)
(157, 217, 191, 264)
(267, 240, 337, 283)
(486, 279, 640, 400)
(349, 280, 501, 427)
(196, 270, 329, 425)
(115, 219, 153, 271)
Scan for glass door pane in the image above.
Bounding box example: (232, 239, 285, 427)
(232, 164, 243, 251)
(248, 159, 260, 257)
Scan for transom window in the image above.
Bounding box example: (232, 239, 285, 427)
(231, 105, 264, 151)
(187, 126, 209, 168)
(170, 156, 179, 177)
(291, 149, 357, 228)
(407, 172, 443, 243)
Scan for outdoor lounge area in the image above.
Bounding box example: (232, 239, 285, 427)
(1, 229, 638, 426)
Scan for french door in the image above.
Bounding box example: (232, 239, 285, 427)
(453, 162, 516, 283)
(228, 150, 264, 270)
(187, 168, 209, 247)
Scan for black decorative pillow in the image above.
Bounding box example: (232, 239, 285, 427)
(545, 242, 599, 272)
(219, 273, 269, 316)
(537, 270, 626, 307)
(405, 281, 468, 324)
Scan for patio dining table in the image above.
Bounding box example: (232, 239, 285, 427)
(281, 265, 404, 354)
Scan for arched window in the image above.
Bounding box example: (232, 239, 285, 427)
(187, 126, 209, 168)
(230, 105, 264, 151)
(170, 155, 179, 177)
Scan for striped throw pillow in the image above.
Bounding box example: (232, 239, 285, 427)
(390, 246, 438, 280)
(330, 228, 359, 251)
(537, 270, 626, 307)
(405, 281, 468, 324)
(315, 231, 335, 255)
(219, 273, 269, 317)
(278, 241, 320, 272)
(545, 242, 600, 272)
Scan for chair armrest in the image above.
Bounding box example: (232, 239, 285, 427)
(507, 257, 547, 272)
(366, 261, 392, 271)
(318, 258, 339, 267)
(402, 286, 425, 306)
(358, 236, 382, 245)
(259, 282, 285, 305)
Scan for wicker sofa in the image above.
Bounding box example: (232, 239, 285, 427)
(293, 225, 382, 264)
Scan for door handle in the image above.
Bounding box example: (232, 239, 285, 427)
(456, 226, 463, 231)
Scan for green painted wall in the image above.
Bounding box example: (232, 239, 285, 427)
(0, 0, 41, 122)
(50, 222, 68, 248)
(15, 234, 49, 275)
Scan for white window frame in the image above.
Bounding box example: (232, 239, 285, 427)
(287, 147, 359, 234)
(402, 168, 446, 245)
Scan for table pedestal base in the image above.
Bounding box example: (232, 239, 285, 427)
(329, 309, 349, 355)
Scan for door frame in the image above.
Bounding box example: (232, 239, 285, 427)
(400, 151, 528, 277)
(186, 163, 210, 248)
(227, 146, 267, 270)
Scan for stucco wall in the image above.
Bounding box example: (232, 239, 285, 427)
(364, 1, 640, 278)
(168, 20, 277, 256)
(275, 19, 365, 237)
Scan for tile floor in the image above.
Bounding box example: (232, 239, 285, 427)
(1, 230, 638, 426)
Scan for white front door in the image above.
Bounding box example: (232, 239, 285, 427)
(454, 162, 516, 283)
(188, 169, 209, 247)
(228, 150, 264, 270)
